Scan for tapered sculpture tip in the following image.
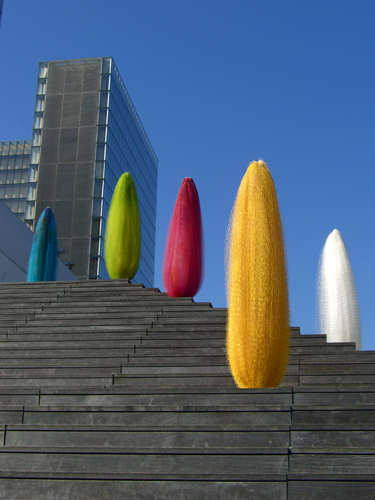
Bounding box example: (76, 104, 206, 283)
(318, 229, 361, 349)
(324, 229, 346, 254)
(247, 160, 268, 172)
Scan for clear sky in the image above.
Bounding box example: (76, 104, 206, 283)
(1, 1, 374, 349)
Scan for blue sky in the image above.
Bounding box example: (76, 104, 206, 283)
(1, 1, 374, 349)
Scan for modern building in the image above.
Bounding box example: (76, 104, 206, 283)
(2, 57, 158, 285)
(0, 140, 31, 221)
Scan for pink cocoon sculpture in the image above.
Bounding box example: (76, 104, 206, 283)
(163, 178, 204, 297)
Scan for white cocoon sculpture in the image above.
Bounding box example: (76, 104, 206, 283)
(317, 229, 361, 349)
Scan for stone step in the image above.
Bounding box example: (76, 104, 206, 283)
(2, 330, 304, 344)
(137, 337, 326, 346)
(0, 363, 301, 378)
(3, 425, 375, 452)
(36, 389, 294, 408)
(60, 290, 188, 299)
(35, 305, 218, 314)
(0, 448, 289, 475)
(0, 296, 195, 307)
(288, 478, 375, 500)
(291, 405, 375, 425)
(148, 322, 296, 333)
(119, 364, 299, 376)
(7, 318, 155, 327)
(32, 312, 162, 320)
(3, 424, 290, 449)
(8, 325, 148, 334)
(143, 330, 303, 339)
(121, 365, 232, 375)
(0, 357, 130, 368)
(4, 332, 147, 342)
(0, 376, 113, 387)
(299, 353, 375, 363)
(0, 281, 160, 295)
(293, 387, 375, 405)
(291, 344, 356, 354)
(290, 427, 375, 449)
(12, 403, 364, 428)
(112, 373, 299, 388)
(126, 354, 299, 366)
(289, 451, 375, 474)
(0, 331, 141, 352)
(0, 297, 53, 305)
(0, 367, 120, 377)
(125, 355, 373, 371)
(154, 317, 228, 324)
(298, 374, 375, 385)
(129, 345, 355, 357)
(0, 339, 141, 349)
(0, 476, 288, 500)
(19, 405, 293, 427)
(0, 304, 48, 311)
(299, 363, 375, 374)
(0, 347, 133, 358)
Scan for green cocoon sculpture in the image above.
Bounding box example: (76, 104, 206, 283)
(27, 207, 58, 282)
(104, 172, 141, 279)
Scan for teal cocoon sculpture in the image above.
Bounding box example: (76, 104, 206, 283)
(27, 207, 58, 282)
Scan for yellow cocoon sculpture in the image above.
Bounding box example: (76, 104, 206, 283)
(105, 172, 141, 280)
(225, 161, 289, 388)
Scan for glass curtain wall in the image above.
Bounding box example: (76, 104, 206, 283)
(0, 141, 31, 220)
(24, 62, 47, 229)
(90, 57, 158, 287)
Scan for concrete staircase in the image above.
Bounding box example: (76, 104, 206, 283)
(0, 279, 373, 499)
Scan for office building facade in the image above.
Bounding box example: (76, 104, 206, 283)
(0, 140, 31, 221)
(22, 57, 157, 285)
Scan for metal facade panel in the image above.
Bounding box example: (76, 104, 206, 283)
(75, 163, 94, 199)
(83, 63, 101, 92)
(61, 94, 81, 128)
(39, 129, 59, 164)
(47, 63, 65, 94)
(77, 127, 96, 162)
(64, 67, 84, 93)
(81, 92, 99, 126)
(35, 165, 57, 201)
(58, 128, 78, 163)
(44, 95, 62, 128)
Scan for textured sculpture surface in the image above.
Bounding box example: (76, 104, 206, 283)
(105, 173, 141, 280)
(27, 207, 58, 282)
(226, 161, 289, 388)
(318, 229, 361, 349)
(163, 178, 203, 297)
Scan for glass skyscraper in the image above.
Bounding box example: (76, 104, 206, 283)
(0, 141, 31, 221)
(17, 57, 157, 285)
